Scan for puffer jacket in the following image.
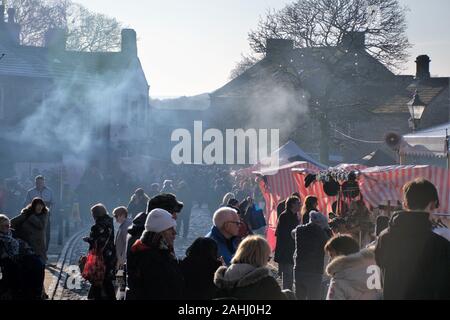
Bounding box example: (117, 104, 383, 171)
(214, 263, 286, 300)
(326, 247, 382, 300)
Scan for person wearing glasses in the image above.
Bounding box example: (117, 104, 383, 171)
(206, 207, 241, 266)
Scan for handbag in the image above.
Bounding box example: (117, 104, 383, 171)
(81, 229, 112, 286)
(81, 247, 106, 286)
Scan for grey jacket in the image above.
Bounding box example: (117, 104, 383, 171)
(115, 218, 132, 266)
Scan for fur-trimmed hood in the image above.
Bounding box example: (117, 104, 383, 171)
(325, 246, 380, 299)
(326, 246, 376, 277)
(214, 264, 271, 289)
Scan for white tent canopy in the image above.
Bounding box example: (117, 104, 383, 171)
(401, 123, 450, 158)
(266, 140, 327, 169)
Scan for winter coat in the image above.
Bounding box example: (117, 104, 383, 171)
(180, 255, 222, 300)
(126, 239, 184, 300)
(127, 196, 149, 218)
(326, 247, 382, 300)
(0, 231, 44, 300)
(206, 226, 239, 266)
(84, 215, 117, 281)
(214, 264, 286, 300)
(10, 208, 48, 262)
(126, 211, 148, 258)
(293, 222, 330, 274)
(375, 211, 450, 300)
(274, 210, 299, 265)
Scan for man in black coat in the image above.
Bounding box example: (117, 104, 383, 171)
(274, 195, 300, 291)
(293, 211, 330, 300)
(375, 178, 450, 300)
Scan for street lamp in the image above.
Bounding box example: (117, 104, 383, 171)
(408, 90, 426, 132)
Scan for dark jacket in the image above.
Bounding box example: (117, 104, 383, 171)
(206, 226, 239, 266)
(84, 215, 116, 281)
(0, 231, 44, 300)
(126, 211, 147, 258)
(375, 211, 450, 300)
(302, 210, 312, 225)
(127, 239, 184, 300)
(214, 264, 286, 300)
(293, 222, 329, 274)
(10, 208, 48, 262)
(274, 210, 299, 265)
(180, 255, 222, 300)
(276, 200, 286, 219)
(127, 197, 149, 218)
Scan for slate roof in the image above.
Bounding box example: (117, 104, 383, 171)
(371, 77, 449, 114)
(0, 41, 147, 85)
(212, 43, 449, 121)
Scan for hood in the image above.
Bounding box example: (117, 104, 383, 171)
(389, 211, 431, 235)
(326, 247, 376, 292)
(214, 264, 270, 289)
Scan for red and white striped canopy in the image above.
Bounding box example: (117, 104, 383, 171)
(258, 163, 450, 250)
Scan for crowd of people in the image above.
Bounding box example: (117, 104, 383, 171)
(1, 170, 450, 300)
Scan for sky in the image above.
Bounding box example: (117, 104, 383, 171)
(74, 0, 450, 97)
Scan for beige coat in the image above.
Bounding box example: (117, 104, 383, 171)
(326, 247, 382, 300)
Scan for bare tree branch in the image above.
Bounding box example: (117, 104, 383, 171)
(8, 0, 122, 52)
(232, 0, 411, 76)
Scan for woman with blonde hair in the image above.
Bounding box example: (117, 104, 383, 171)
(214, 235, 286, 300)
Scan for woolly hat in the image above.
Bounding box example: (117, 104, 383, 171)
(144, 208, 176, 233)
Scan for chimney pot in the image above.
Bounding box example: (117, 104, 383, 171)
(7, 8, 15, 24)
(415, 55, 431, 80)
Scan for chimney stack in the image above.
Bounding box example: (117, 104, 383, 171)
(121, 29, 137, 57)
(415, 55, 431, 80)
(0, 7, 21, 45)
(0, 4, 5, 23)
(7, 8, 15, 24)
(265, 38, 294, 59)
(341, 32, 366, 50)
(44, 28, 67, 51)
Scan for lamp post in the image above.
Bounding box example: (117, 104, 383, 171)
(408, 90, 426, 133)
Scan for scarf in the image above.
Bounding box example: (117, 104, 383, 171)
(141, 230, 176, 258)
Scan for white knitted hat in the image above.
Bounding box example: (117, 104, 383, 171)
(144, 208, 176, 233)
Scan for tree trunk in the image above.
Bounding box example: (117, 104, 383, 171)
(319, 116, 330, 165)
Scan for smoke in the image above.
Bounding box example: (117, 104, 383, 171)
(3, 59, 146, 173)
(227, 62, 311, 166)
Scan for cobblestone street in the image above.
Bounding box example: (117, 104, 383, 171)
(174, 204, 213, 258)
(43, 205, 214, 300)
